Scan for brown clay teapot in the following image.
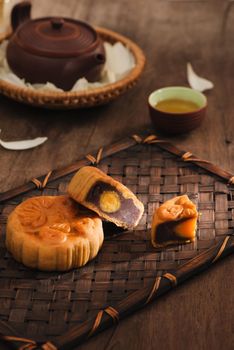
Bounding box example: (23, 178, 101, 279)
(6, 1, 106, 90)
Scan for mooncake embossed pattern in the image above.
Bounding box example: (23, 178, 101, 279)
(6, 195, 104, 271)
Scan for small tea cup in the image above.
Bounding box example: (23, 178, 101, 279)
(148, 86, 207, 135)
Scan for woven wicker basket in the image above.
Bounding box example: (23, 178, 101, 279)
(0, 27, 146, 109)
(0, 25, 11, 42)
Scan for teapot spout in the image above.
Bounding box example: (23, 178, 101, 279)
(11, 1, 31, 32)
(94, 53, 106, 65)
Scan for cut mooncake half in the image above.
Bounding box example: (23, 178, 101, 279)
(6, 195, 104, 271)
(151, 195, 198, 248)
(68, 166, 144, 229)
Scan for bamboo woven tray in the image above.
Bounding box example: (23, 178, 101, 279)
(0, 134, 233, 350)
(0, 27, 146, 109)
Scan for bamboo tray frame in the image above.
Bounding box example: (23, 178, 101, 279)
(0, 133, 233, 350)
(0, 27, 146, 109)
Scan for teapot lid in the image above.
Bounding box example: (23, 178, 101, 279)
(15, 17, 99, 58)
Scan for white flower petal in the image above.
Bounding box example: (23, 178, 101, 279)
(101, 69, 116, 84)
(187, 62, 214, 92)
(71, 78, 89, 91)
(0, 136, 48, 150)
(32, 82, 63, 92)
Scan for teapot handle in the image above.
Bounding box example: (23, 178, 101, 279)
(11, 1, 31, 32)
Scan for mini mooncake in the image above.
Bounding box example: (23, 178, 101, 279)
(151, 195, 198, 247)
(68, 166, 144, 229)
(6, 195, 104, 271)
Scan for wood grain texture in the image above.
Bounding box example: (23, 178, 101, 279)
(0, 0, 233, 349)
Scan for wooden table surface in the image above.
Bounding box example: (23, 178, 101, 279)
(0, 1, 234, 349)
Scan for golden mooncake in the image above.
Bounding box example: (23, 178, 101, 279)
(151, 195, 198, 247)
(68, 166, 144, 229)
(6, 195, 104, 271)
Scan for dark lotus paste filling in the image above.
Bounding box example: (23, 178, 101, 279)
(102, 221, 126, 237)
(155, 218, 189, 244)
(86, 181, 140, 226)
